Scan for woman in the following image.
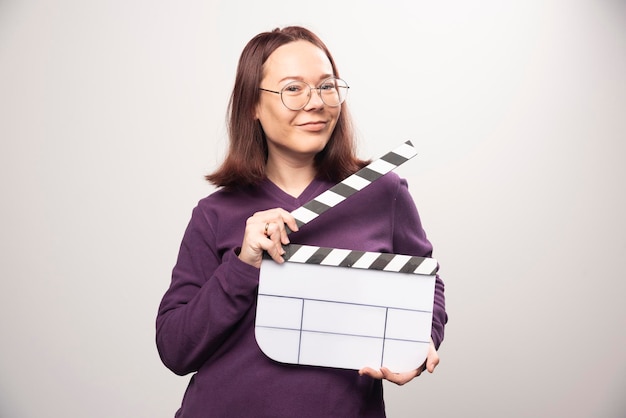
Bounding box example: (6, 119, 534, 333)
(156, 26, 447, 417)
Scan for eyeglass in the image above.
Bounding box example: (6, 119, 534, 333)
(259, 76, 349, 111)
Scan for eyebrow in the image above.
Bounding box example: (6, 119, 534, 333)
(277, 74, 334, 84)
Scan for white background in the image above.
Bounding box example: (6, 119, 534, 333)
(1, 1, 625, 417)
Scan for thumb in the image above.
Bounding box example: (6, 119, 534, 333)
(426, 351, 440, 373)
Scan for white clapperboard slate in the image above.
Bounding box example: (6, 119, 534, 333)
(255, 141, 438, 372)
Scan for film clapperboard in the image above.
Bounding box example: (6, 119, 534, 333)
(255, 141, 438, 372)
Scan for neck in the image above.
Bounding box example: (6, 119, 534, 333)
(266, 154, 317, 198)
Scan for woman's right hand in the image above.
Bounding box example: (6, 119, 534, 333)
(238, 208, 299, 269)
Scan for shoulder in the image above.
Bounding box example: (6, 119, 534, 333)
(196, 184, 259, 210)
(358, 171, 408, 200)
(378, 171, 405, 187)
(189, 186, 254, 226)
(197, 186, 242, 207)
(182, 186, 262, 250)
(192, 181, 279, 226)
(331, 172, 409, 216)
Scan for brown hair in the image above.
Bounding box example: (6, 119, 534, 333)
(205, 26, 367, 188)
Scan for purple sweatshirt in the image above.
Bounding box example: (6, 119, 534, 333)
(156, 173, 447, 418)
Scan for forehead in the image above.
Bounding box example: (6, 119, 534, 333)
(262, 40, 334, 83)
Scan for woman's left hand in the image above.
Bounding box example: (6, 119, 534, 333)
(358, 339, 439, 385)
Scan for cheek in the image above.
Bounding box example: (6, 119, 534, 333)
(329, 108, 341, 129)
(258, 110, 295, 140)
(258, 103, 293, 126)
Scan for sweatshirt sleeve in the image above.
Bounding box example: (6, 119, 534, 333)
(155, 204, 260, 375)
(392, 177, 448, 350)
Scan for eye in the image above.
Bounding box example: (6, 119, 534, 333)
(283, 82, 306, 95)
(284, 85, 300, 92)
(319, 82, 336, 91)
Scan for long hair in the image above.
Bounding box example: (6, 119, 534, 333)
(206, 26, 367, 188)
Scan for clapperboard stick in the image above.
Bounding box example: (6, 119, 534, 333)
(273, 140, 439, 276)
(288, 140, 417, 231)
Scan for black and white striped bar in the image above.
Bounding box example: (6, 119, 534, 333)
(282, 243, 438, 276)
(290, 141, 417, 229)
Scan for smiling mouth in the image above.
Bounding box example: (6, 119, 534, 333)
(299, 122, 326, 132)
(298, 121, 327, 131)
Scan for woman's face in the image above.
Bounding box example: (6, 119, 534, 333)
(255, 40, 341, 163)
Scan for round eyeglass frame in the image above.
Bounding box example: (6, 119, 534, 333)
(259, 76, 349, 111)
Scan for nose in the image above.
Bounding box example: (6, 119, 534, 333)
(304, 87, 325, 110)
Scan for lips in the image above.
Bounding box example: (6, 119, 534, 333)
(298, 121, 327, 131)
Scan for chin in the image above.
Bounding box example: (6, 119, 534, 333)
(307, 139, 331, 155)
(295, 133, 330, 149)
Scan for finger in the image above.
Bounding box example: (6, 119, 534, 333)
(425, 340, 440, 373)
(358, 367, 384, 380)
(263, 221, 277, 239)
(426, 353, 440, 373)
(275, 210, 298, 244)
(279, 208, 299, 231)
(414, 363, 426, 377)
(265, 240, 286, 264)
(380, 367, 420, 386)
(260, 210, 295, 241)
(263, 222, 271, 238)
(260, 223, 283, 259)
(269, 219, 291, 246)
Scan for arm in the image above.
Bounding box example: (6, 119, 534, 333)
(155, 205, 260, 375)
(360, 176, 448, 384)
(391, 177, 448, 350)
(156, 204, 300, 376)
